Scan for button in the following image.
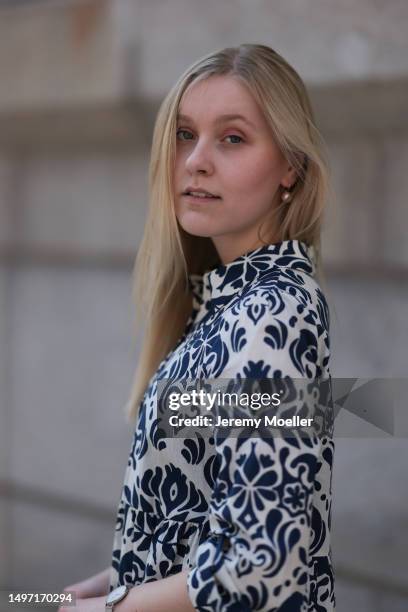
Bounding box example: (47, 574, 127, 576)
(222, 537, 231, 552)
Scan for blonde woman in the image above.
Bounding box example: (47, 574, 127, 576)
(62, 44, 335, 612)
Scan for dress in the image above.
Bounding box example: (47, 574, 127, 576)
(108, 239, 336, 611)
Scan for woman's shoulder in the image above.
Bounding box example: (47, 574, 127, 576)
(225, 266, 330, 338)
(211, 268, 331, 381)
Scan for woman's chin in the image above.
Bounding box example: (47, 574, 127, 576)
(177, 217, 217, 238)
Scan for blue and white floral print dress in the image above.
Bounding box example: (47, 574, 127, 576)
(108, 239, 335, 612)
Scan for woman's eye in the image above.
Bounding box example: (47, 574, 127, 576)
(176, 130, 243, 144)
(176, 129, 193, 141)
(224, 134, 243, 144)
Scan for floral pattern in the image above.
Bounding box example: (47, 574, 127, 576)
(109, 239, 335, 611)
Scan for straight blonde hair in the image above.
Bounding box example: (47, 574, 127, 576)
(124, 43, 333, 424)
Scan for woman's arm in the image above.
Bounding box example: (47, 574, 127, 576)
(117, 570, 195, 612)
(63, 566, 111, 598)
(184, 291, 331, 611)
(59, 572, 195, 612)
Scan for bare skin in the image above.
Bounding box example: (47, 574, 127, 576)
(59, 568, 194, 612)
(62, 566, 110, 599)
(174, 74, 297, 264)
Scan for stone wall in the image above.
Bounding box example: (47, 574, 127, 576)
(0, 1, 407, 610)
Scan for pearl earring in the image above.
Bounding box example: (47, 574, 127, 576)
(281, 186, 293, 204)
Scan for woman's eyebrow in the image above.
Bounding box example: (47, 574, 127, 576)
(177, 113, 257, 130)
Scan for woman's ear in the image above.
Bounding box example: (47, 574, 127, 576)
(281, 166, 298, 188)
(281, 152, 307, 188)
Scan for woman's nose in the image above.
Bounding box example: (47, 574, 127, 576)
(185, 140, 214, 175)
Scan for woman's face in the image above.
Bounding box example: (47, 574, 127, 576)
(173, 75, 297, 264)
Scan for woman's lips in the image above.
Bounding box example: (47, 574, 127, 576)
(182, 194, 221, 203)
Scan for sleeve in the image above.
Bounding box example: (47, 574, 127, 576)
(186, 291, 330, 612)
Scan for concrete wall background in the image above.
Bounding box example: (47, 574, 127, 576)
(0, 1, 407, 610)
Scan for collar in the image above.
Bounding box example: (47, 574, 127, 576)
(187, 239, 316, 312)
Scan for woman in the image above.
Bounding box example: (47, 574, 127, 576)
(62, 44, 335, 612)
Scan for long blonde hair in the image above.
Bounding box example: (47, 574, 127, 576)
(124, 43, 333, 424)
